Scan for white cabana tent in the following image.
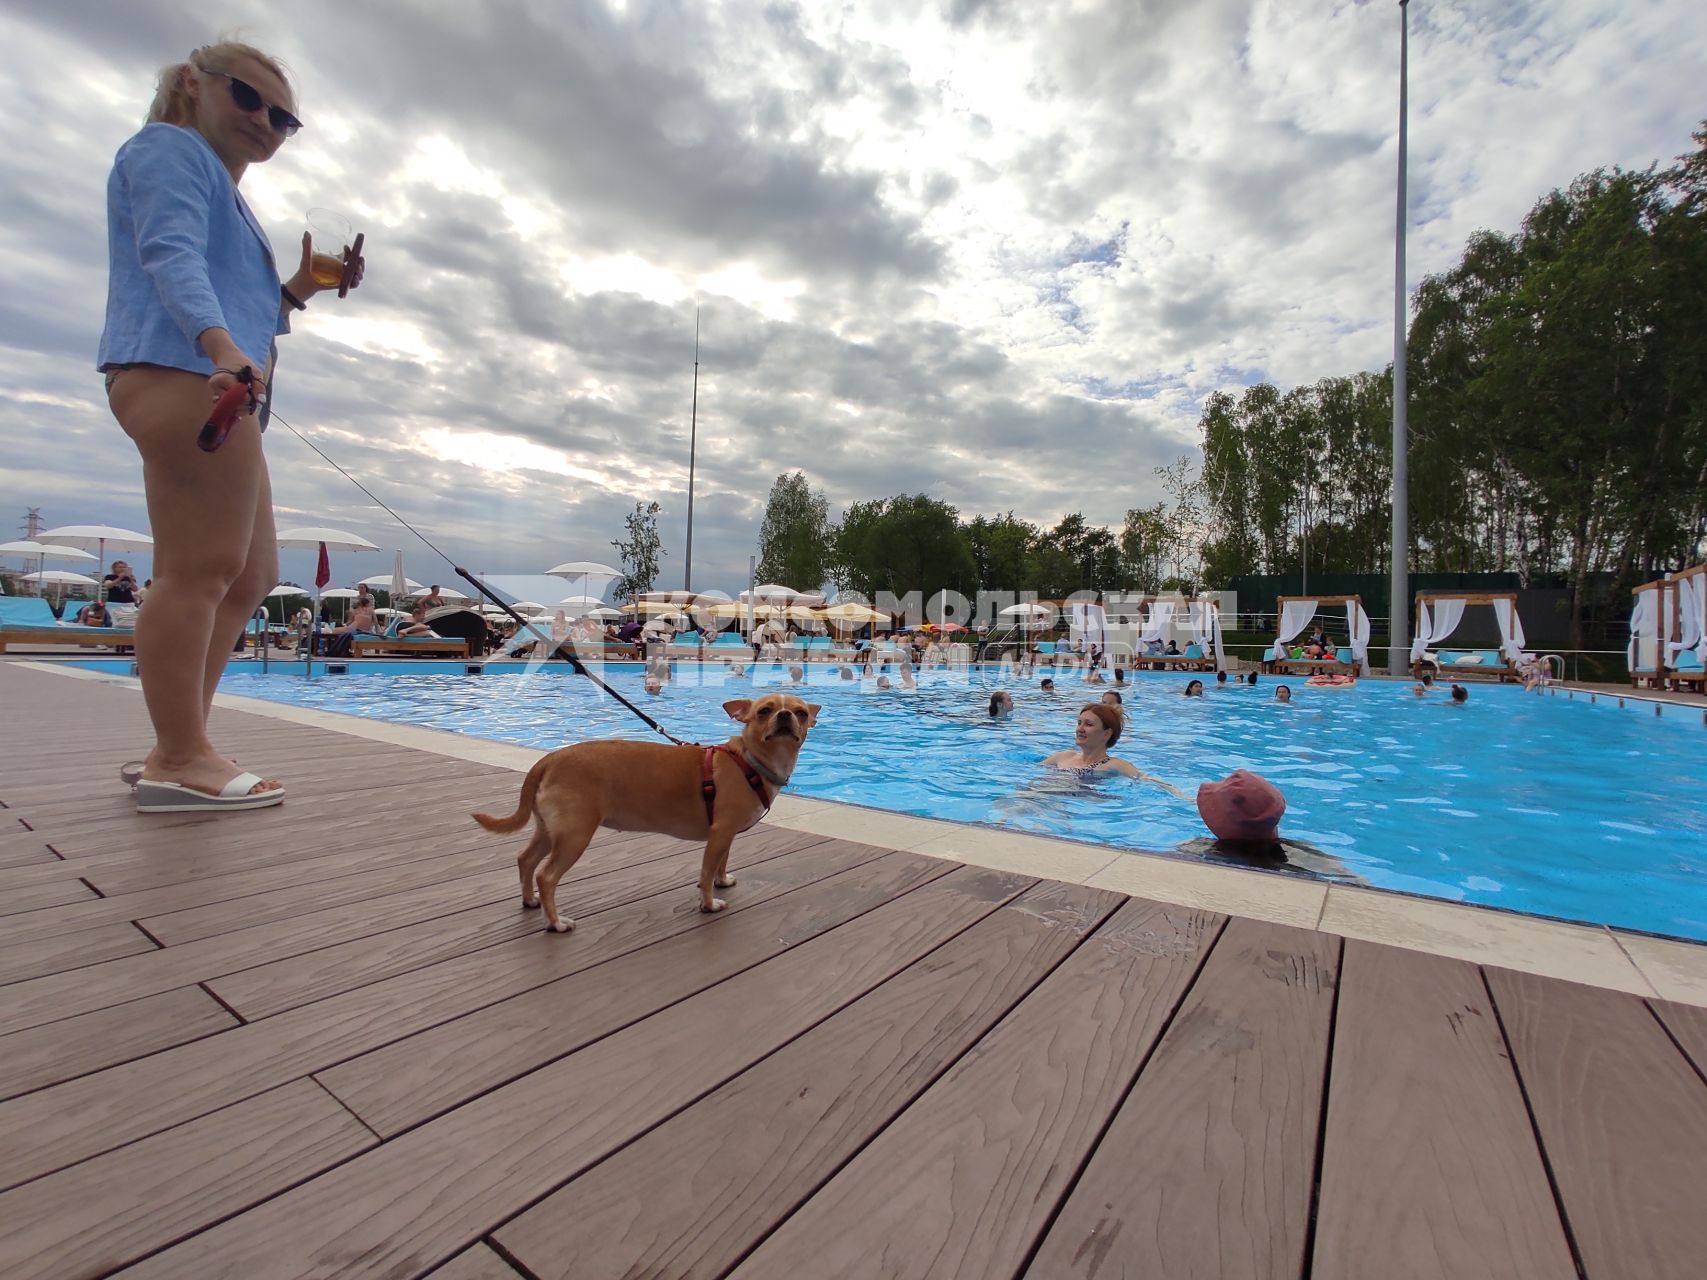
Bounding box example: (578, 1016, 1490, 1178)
(1633, 566, 1707, 690)
(1409, 591, 1532, 680)
(1267, 595, 1371, 674)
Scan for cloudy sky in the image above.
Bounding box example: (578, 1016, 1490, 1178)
(0, 0, 1702, 598)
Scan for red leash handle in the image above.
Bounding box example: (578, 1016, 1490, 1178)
(198, 367, 256, 453)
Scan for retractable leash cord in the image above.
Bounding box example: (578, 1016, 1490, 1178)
(267, 408, 691, 747)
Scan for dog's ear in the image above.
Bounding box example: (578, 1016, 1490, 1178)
(722, 698, 754, 722)
(803, 702, 821, 725)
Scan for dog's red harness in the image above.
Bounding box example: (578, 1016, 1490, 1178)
(702, 744, 773, 826)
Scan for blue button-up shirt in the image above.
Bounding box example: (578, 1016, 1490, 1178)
(97, 123, 289, 375)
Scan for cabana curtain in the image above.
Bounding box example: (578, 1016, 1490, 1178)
(1672, 575, 1705, 662)
(1627, 589, 1655, 671)
(1139, 601, 1174, 644)
(1190, 601, 1226, 670)
(1491, 598, 1527, 664)
(1347, 600, 1372, 666)
(1408, 598, 1466, 662)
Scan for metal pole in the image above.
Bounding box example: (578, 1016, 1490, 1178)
(684, 307, 700, 593)
(1387, 0, 1412, 675)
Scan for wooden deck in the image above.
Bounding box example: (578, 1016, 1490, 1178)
(2, 661, 1706, 1279)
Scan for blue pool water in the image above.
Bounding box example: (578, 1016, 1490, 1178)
(207, 662, 1707, 941)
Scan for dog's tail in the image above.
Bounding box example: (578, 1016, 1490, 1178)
(471, 756, 546, 834)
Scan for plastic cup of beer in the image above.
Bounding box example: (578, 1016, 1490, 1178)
(306, 208, 353, 288)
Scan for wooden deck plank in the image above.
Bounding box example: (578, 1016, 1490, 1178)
(39, 778, 513, 873)
(0, 841, 58, 869)
(494, 881, 1124, 1280)
(146, 824, 813, 948)
(0, 986, 238, 1101)
(1310, 944, 1577, 1280)
(0, 841, 911, 1190)
(121, 863, 1031, 1279)
(1648, 998, 1707, 1078)
(0, 918, 156, 984)
(425, 1243, 525, 1278)
(211, 829, 834, 1019)
(0, 814, 579, 948)
(0, 875, 96, 914)
(1025, 917, 1338, 1280)
(318, 849, 965, 1135)
(726, 897, 1224, 1280)
(0, 866, 539, 1036)
(1486, 966, 1707, 1280)
(0, 1079, 375, 1280)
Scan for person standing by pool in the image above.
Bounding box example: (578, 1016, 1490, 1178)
(1043, 704, 1184, 795)
(100, 39, 364, 810)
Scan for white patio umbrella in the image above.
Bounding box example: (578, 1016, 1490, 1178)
(586, 607, 622, 620)
(0, 540, 98, 569)
(510, 601, 548, 614)
(410, 584, 471, 602)
(741, 584, 799, 601)
(266, 584, 310, 597)
(359, 574, 423, 593)
(546, 560, 620, 601)
(36, 525, 153, 581)
(23, 569, 99, 607)
(556, 594, 607, 615)
(275, 527, 380, 552)
(23, 570, 99, 587)
(998, 601, 1055, 627)
(1, 540, 98, 593)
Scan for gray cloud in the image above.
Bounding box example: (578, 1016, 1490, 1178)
(1, 0, 1702, 595)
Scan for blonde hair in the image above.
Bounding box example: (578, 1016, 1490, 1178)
(148, 40, 295, 126)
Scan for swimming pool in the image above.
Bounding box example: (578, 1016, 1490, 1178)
(204, 662, 1707, 941)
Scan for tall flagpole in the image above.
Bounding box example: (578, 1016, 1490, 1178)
(684, 307, 701, 593)
(1388, 0, 1412, 674)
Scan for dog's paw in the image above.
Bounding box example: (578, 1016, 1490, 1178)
(522, 896, 540, 909)
(548, 917, 575, 933)
(715, 873, 737, 888)
(700, 897, 727, 913)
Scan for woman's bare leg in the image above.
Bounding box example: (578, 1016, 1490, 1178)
(202, 462, 278, 722)
(111, 367, 280, 798)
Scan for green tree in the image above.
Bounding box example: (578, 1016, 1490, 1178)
(756, 471, 834, 592)
(833, 495, 976, 601)
(610, 500, 664, 602)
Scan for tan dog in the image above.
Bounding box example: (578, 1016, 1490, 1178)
(472, 694, 820, 932)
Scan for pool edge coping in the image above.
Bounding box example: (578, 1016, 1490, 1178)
(20, 658, 1706, 1008)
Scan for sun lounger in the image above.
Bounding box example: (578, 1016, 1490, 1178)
(351, 636, 470, 659)
(1265, 645, 1362, 678)
(1424, 649, 1519, 682)
(1670, 650, 1705, 692)
(0, 597, 137, 653)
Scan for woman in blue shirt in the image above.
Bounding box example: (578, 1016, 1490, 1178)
(100, 40, 363, 812)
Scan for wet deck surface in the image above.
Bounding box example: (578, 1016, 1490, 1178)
(2, 660, 1705, 1279)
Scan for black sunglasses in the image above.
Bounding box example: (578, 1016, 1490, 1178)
(207, 69, 302, 137)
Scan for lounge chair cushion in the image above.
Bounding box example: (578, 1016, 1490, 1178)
(1184, 644, 1203, 659)
(1677, 651, 1704, 671)
(1453, 653, 1486, 665)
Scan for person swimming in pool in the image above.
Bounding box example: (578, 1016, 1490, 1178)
(1182, 679, 1205, 697)
(988, 690, 1014, 719)
(1275, 684, 1293, 703)
(1042, 704, 1184, 795)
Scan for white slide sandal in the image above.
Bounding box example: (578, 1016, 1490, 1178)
(134, 771, 284, 814)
